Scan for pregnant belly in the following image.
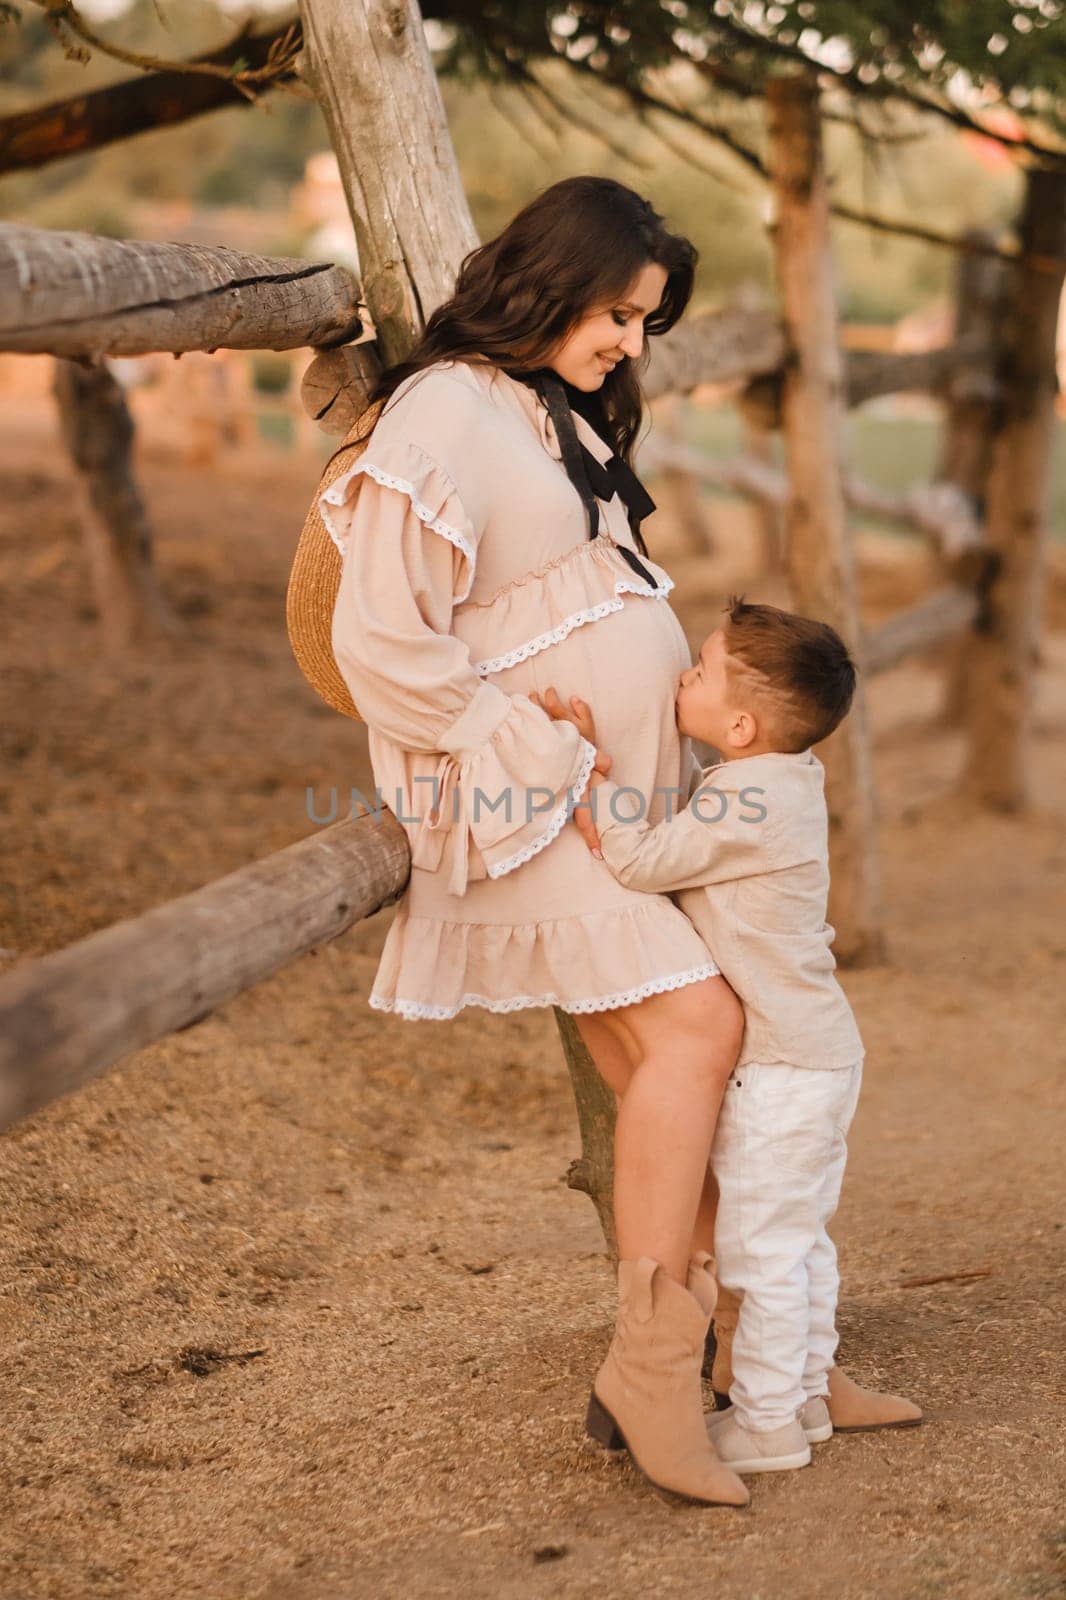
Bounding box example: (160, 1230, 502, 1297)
(482, 594, 693, 826)
(363, 587, 697, 926)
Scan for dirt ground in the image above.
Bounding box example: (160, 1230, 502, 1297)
(1, 387, 1064, 1600)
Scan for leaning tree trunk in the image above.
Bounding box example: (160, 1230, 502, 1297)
(554, 1009, 619, 1263)
(961, 167, 1066, 811)
(299, 0, 618, 1249)
(52, 358, 181, 652)
(765, 72, 885, 966)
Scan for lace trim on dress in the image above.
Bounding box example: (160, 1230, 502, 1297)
(320, 461, 477, 603)
(615, 574, 674, 600)
(367, 961, 721, 1021)
(485, 736, 599, 879)
(471, 574, 675, 677)
(472, 599, 623, 676)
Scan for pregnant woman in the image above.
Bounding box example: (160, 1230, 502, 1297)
(296, 177, 747, 1508)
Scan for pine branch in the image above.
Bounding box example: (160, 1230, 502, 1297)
(27, 1, 302, 103)
(706, 13, 1066, 168)
(0, 21, 305, 174)
(564, 60, 1061, 273)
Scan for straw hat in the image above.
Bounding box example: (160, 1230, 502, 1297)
(285, 399, 385, 723)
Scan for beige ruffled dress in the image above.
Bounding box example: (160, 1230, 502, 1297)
(322, 357, 720, 1020)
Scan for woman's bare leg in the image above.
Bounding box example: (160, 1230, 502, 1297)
(575, 1006, 728, 1266)
(573, 976, 742, 1285)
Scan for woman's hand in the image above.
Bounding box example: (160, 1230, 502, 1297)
(531, 686, 598, 745)
(531, 686, 611, 768)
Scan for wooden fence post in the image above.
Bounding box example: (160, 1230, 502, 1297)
(765, 70, 885, 966)
(961, 167, 1066, 810)
(52, 357, 181, 652)
(936, 231, 1009, 724)
(299, 0, 615, 1246)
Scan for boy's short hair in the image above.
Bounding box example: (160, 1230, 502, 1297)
(721, 595, 857, 751)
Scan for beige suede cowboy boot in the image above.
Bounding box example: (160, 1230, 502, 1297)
(820, 1365, 923, 1431)
(710, 1287, 922, 1430)
(586, 1256, 749, 1508)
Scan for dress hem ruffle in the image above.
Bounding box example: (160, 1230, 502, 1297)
(365, 896, 723, 1022)
(367, 960, 722, 1022)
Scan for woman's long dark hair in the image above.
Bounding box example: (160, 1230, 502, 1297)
(369, 176, 697, 474)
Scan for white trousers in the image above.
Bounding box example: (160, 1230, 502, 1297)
(710, 1059, 864, 1432)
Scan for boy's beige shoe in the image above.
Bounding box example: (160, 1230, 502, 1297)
(799, 1396, 833, 1443)
(706, 1410, 812, 1474)
(586, 1256, 749, 1508)
(711, 1396, 832, 1445)
(826, 1365, 923, 1431)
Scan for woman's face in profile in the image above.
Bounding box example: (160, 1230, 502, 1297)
(546, 261, 668, 392)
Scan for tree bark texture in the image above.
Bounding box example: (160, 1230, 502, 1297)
(861, 587, 981, 677)
(644, 306, 784, 399)
(555, 1009, 618, 1264)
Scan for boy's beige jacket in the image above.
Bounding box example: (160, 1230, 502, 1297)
(593, 750, 865, 1070)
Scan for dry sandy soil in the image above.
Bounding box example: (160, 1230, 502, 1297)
(1, 388, 1064, 1600)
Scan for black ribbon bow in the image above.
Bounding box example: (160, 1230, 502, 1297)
(509, 367, 661, 591)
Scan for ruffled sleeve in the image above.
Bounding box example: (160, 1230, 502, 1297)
(327, 430, 597, 897)
(321, 436, 478, 604)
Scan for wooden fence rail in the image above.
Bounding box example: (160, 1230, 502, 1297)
(0, 224, 363, 358)
(0, 812, 409, 1132)
(639, 437, 983, 558)
(861, 586, 984, 676)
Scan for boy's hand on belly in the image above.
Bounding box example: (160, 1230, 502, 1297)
(574, 769, 607, 858)
(531, 688, 608, 857)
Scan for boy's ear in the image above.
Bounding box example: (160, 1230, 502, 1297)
(728, 709, 760, 750)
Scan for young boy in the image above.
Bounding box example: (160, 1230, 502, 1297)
(535, 596, 920, 1474)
